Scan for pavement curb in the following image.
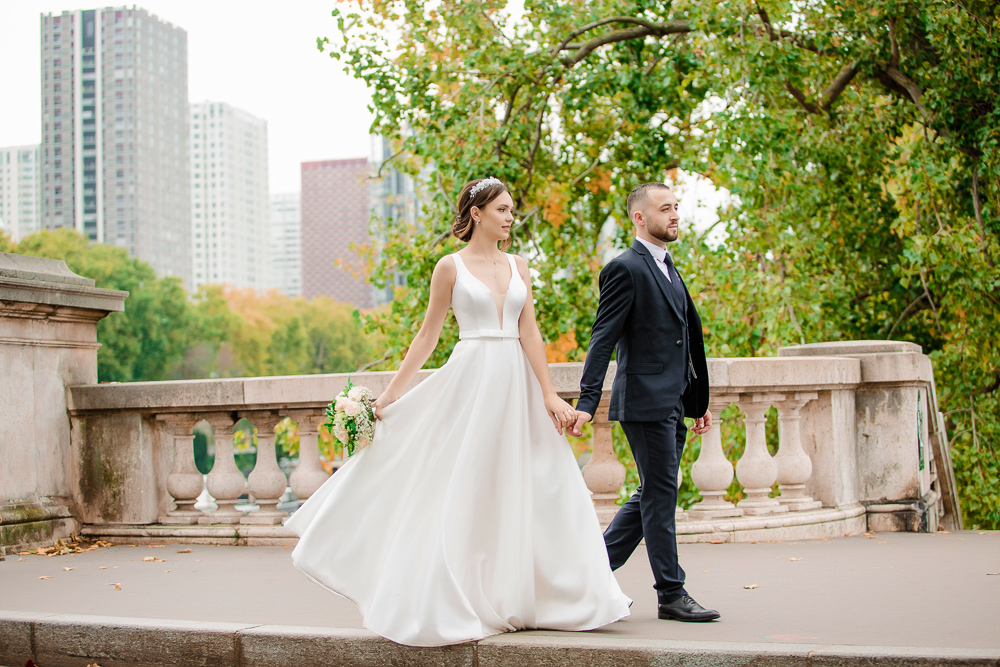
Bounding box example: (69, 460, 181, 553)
(1, 611, 998, 667)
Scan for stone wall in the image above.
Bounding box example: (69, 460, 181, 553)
(0, 252, 127, 551)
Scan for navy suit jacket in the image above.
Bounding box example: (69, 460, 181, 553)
(577, 239, 709, 422)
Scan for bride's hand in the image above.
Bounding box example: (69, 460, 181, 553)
(544, 394, 576, 436)
(373, 392, 397, 420)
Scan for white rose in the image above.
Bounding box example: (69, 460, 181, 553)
(334, 427, 349, 444)
(343, 400, 360, 417)
(335, 396, 349, 412)
(347, 386, 364, 401)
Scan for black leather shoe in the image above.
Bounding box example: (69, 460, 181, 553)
(658, 595, 721, 622)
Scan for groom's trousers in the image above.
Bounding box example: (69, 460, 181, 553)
(603, 402, 688, 604)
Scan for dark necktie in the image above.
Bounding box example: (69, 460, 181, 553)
(662, 252, 685, 300)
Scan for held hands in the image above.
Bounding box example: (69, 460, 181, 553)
(373, 392, 398, 421)
(544, 394, 577, 436)
(568, 411, 592, 438)
(691, 409, 713, 435)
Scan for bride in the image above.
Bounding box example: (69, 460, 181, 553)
(285, 177, 631, 647)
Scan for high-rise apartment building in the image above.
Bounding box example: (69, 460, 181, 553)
(300, 158, 374, 307)
(369, 136, 420, 305)
(40, 7, 191, 286)
(190, 102, 269, 290)
(269, 192, 302, 297)
(0, 145, 41, 242)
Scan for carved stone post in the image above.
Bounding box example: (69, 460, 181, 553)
(199, 412, 246, 524)
(157, 413, 204, 524)
(735, 394, 788, 516)
(581, 398, 626, 528)
(242, 412, 288, 524)
(776, 392, 823, 511)
(689, 395, 744, 519)
(288, 409, 330, 502)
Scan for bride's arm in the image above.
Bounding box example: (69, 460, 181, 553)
(514, 255, 576, 435)
(374, 256, 456, 418)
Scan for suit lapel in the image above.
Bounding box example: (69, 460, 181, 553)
(631, 240, 685, 323)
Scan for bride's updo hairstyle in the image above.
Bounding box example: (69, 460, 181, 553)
(453, 177, 513, 251)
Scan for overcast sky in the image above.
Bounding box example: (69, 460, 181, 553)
(0, 0, 374, 193)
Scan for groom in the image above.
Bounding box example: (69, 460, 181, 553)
(570, 182, 719, 622)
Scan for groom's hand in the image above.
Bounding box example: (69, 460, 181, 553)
(568, 411, 592, 438)
(691, 409, 713, 435)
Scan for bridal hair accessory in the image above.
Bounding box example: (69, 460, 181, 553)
(470, 177, 503, 198)
(324, 379, 376, 457)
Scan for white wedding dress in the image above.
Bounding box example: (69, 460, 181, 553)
(285, 253, 631, 646)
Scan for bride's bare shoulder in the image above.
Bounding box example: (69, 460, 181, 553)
(431, 254, 459, 280)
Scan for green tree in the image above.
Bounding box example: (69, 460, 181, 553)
(323, 0, 998, 526)
(13, 229, 194, 382)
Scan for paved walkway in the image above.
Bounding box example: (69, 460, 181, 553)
(1, 531, 998, 665)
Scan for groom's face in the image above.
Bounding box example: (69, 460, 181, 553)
(639, 189, 681, 244)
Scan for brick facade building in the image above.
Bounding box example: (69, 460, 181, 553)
(300, 158, 373, 307)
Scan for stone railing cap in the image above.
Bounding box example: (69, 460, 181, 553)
(778, 340, 922, 357)
(0, 252, 96, 287)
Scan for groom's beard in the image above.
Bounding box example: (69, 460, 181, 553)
(650, 226, 680, 243)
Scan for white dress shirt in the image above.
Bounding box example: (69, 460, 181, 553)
(635, 235, 674, 283)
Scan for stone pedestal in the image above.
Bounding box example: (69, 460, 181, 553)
(0, 253, 127, 551)
(778, 340, 953, 532)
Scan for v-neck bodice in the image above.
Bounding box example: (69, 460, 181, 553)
(451, 253, 525, 338)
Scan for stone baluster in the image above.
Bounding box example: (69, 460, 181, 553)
(199, 412, 246, 524)
(288, 409, 330, 502)
(581, 398, 626, 528)
(775, 392, 823, 511)
(242, 412, 288, 524)
(735, 394, 789, 516)
(688, 395, 744, 519)
(157, 413, 205, 524)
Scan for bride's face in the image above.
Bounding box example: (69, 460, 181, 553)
(471, 192, 515, 242)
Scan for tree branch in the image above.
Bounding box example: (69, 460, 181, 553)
(559, 21, 694, 67)
(820, 61, 860, 111)
(887, 292, 928, 338)
(552, 16, 685, 55)
(785, 81, 820, 114)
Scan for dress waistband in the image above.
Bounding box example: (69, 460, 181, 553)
(459, 329, 520, 341)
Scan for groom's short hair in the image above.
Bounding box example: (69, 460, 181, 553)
(627, 182, 672, 219)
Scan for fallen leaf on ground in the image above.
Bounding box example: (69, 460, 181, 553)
(108, 583, 122, 589)
(142, 556, 164, 562)
(62, 566, 74, 571)
(844, 531, 852, 536)
(818, 538, 829, 541)
(863, 532, 875, 539)
(878, 541, 886, 544)
(789, 557, 802, 561)
(709, 539, 724, 544)
(163, 570, 171, 573)
(743, 583, 759, 589)
(18, 557, 25, 562)
(87, 663, 103, 666)
(123, 544, 138, 548)
(148, 545, 165, 549)
(282, 545, 291, 549)
(702, 570, 710, 573)
(176, 548, 193, 553)
(38, 576, 53, 580)
(937, 530, 951, 534)
(98, 566, 107, 570)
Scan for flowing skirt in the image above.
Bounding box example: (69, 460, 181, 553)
(285, 338, 631, 646)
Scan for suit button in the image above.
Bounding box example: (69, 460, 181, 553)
(676, 340, 683, 346)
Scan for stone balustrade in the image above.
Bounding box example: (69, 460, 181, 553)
(56, 340, 960, 547)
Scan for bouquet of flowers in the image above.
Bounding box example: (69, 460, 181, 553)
(324, 380, 376, 457)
